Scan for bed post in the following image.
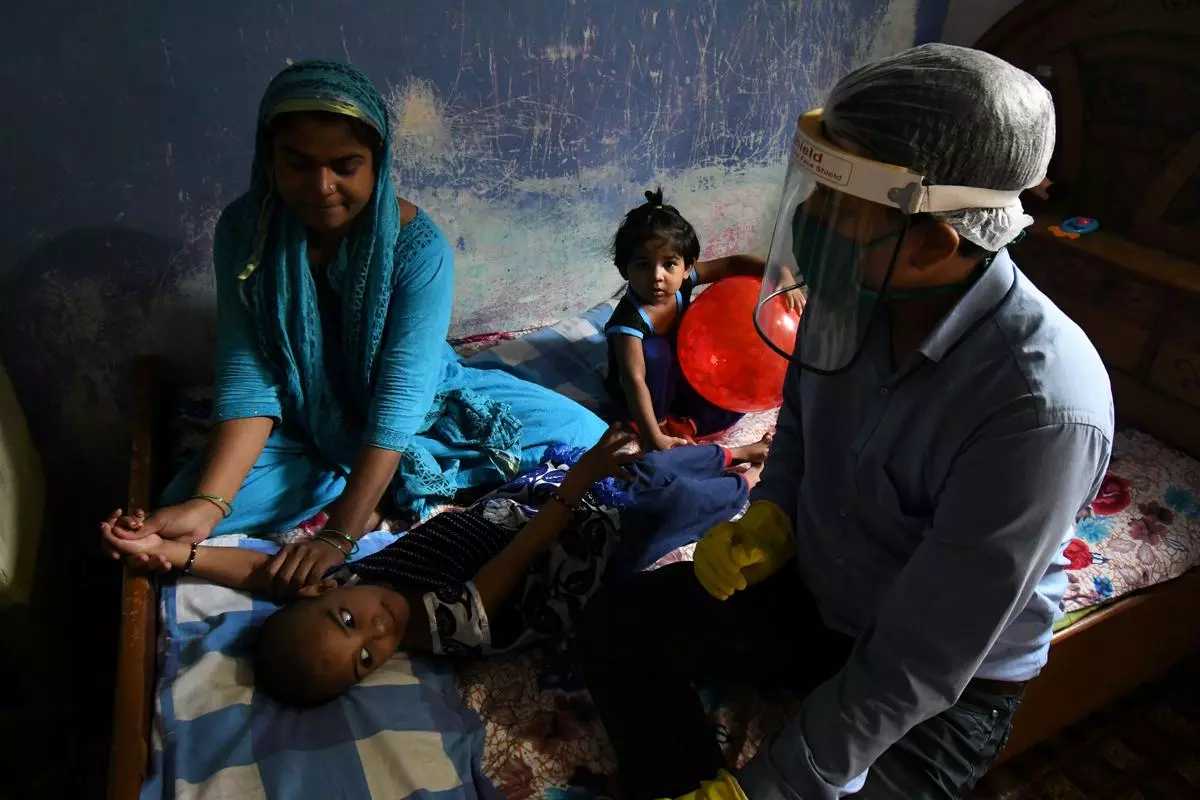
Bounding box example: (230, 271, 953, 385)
(107, 356, 160, 800)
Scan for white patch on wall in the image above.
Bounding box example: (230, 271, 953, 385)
(866, 0, 918, 63)
(383, 0, 917, 336)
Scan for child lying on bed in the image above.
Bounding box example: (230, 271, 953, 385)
(103, 430, 762, 707)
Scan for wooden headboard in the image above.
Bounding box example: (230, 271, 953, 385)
(977, 0, 1200, 458)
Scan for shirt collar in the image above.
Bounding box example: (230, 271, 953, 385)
(917, 249, 1016, 363)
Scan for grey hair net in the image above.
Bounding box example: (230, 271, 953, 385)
(823, 43, 1055, 252)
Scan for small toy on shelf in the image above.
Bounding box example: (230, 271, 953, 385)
(1049, 216, 1099, 239)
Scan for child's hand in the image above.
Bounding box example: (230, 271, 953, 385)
(574, 427, 640, 484)
(648, 433, 691, 453)
(633, 422, 690, 454)
(101, 509, 173, 573)
(776, 265, 806, 313)
(782, 286, 806, 313)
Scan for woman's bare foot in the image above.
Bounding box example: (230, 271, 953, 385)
(727, 432, 773, 466)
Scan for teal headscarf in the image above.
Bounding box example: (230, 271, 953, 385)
(236, 60, 402, 461)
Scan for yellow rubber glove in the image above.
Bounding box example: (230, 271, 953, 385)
(668, 769, 750, 800)
(694, 500, 794, 600)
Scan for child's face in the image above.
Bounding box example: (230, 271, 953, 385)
(625, 238, 689, 305)
(283, 583, 409, 697)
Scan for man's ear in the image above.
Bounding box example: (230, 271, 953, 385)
(295, 578, 338, 599)
(904, 218, 960, 271)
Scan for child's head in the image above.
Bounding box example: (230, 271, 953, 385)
(611, 188, 701, 303)
(253, 582, 410, 707)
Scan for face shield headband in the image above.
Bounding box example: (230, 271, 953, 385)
(753, 109, 1027, 374)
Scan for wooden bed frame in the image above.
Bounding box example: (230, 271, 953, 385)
(108, 3, 1200, 793)
(109, 357, 163, 800)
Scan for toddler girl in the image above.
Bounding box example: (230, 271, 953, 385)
(604, 188, 795, 453)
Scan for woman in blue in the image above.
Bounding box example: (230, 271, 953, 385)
(118, 60, 607, 583)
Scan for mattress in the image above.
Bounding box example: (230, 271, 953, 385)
(1060, 428, 1200, 615)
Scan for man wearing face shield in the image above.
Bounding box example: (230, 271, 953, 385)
(575, 44, 1114, 800)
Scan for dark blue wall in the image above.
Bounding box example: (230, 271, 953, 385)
(1, 0, 945, 517)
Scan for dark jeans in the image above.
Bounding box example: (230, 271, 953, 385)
(573, 563, 1021, 800)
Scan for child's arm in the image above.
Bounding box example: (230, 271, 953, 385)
(470, 475, 582, 616)
(102, 510, 287, 597)
(693, 254, 766, 285)
(471, 430, 636, 616)
(171, 540, 277, 593)
(611, 335, 688, 452)
(694, 254, 804, 312)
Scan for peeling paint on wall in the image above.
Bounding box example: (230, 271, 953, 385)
(380, 0, 919, 333)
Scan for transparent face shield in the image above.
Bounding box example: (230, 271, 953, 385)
(755, 159, 907, 373)
(755, 110, 1029, 374)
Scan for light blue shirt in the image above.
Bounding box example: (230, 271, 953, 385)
(739, 250, 1114, 799)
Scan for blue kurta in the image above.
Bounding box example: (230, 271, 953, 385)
(163, 203, 607, 533)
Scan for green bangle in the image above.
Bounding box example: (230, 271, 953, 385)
(190, 493, 232, 519)
(318, 528, 359, 557)
(312, 535, 349, 561)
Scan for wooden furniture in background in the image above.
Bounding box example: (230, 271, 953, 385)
(1014, 220, 1200, 459)
(977, 0, 1200, 264)
(996, 567, 1200, 765)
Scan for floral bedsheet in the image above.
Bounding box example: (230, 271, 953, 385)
(1063, 428, 1200, 612)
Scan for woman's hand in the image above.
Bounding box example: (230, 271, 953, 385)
(107, 498, 225, 545)
(265, 537, 348, 595)
(573, 428, 641, 485)
(101, 509, 173, 573)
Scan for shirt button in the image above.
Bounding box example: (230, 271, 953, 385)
(837, 508, 848, 519)
(880, 386, 891, 396)
(836, 558, 845, 567)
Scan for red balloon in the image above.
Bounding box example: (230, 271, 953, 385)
(678, 276, 799, 413)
